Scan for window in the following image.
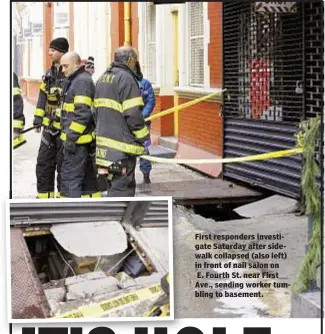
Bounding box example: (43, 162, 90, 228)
(145, 3, 157, 83)
(188, 2, 204, 86)
(18, 2, 44, 78)
(53, 2, 69, 40)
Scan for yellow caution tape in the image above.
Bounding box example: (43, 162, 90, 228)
(13, 134, 27, 150)
(140, 147, 303, 164)
(55, 283, 163, 319)
(145, 89, 227, 122)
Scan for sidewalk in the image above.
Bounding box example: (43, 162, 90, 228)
(12, 100, 206, 199)
(173, 205, 308, 318)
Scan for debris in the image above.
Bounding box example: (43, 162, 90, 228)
(50, 221, 128, 257)
(234, 195, 299, 218)
(118, 273, 163, 290)
(44, 287, 66, 303)
(65, 270, 107, 286)
(48, 300, 60, 315)
(67, 276, 119, 300)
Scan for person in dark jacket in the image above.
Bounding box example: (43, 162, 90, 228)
(135, 61, 156, 184)
(94, 46, 150, 197)
(59, 51, 100, 198)
(33, 37, 69, 198)
(85, 56, 95, 76)
(13, 72, 26, 149)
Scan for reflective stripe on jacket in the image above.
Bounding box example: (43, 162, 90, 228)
(13, 73, 25, 131)
(94, 62, 150, 167)
(60, 66, 96, 145)
(34, 65, 65, 130)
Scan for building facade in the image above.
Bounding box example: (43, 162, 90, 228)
(13, 2, 323, 192)
(14, 1, 224, 177)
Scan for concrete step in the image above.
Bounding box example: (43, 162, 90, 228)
(158, 136, 178, 151)
(149, 145, 176, 159)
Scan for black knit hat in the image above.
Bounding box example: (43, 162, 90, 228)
(49, 37, 69, 53)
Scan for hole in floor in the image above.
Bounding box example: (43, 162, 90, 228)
(25, 233, 154, 283)
(191, 203, 246, 222)
(23, 229, 162, 317)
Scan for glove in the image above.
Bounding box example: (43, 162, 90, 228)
(33, 116, 43, 133)
(64, 140, 76, 154)
(143, 146, 150, 155)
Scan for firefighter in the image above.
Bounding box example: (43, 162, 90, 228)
(59, 51, 99, 198)
(85, 56, 95, 76)
(94, 46, 150, 197)
(82, 56, 107, 195)
(13, 72, 26, 149)
(33, 37, 69, 199)
(135, 61, 156, 184)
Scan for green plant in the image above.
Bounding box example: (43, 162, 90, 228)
(292, 115, 321, 294)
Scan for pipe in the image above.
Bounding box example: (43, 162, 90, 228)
(124, 2, 131, 46)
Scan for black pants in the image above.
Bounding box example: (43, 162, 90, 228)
(60, 143, 100, 198)
(35, 129, 62, 198)
(107, 156, 137, 197)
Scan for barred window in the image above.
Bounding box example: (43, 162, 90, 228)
(145, 3, 157, 83)
(188, 2, 204, 86)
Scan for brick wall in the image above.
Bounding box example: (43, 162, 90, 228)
(151, 97, 162, 135)
(151, 96, 174, 137)
(178, 99, 223, 156)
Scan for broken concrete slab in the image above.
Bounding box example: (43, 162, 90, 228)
(44, 287, 66, 302)
(126, 227, 169, 273)
(91, 289, 131, 304)
(291, 291, 322, 318)
(134, 273, 163, 287)
(50, 221, 128, 257)
(115, 271, 132, 282)
(66, 291, 86, 301)
(234, 195, 299, 218)
(42, 279, 65, 290)
(48, 300, 60, 315)
(100, 296, 162, 318)
(57, 299, 91, 315)
(118, 273, 163, 290)
(65, 270, 107, 286)
(67, 276, 119, 299)
(56, 288, 160, 318)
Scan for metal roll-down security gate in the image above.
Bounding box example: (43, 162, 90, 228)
(223, 2, 324, 198)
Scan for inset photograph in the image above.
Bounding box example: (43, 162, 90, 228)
(8, 198, 173, 321)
